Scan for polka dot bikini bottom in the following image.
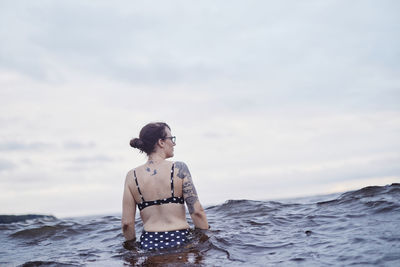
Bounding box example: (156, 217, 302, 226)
(140, 229, 190, 250)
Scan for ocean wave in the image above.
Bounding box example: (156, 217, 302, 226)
(19, 261, 80, 267)
(0, 214, 56, 224)
(1, 183, 399, 266)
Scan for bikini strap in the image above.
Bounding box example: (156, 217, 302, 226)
(133, 170, 145, 202)
(170, 163, 175, 197)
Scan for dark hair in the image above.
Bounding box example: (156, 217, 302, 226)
(130, 122, 171, 155)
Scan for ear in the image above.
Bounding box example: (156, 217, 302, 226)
(157, 138, 165, 148)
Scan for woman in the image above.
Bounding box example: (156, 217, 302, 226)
(122, 122, 209, 250)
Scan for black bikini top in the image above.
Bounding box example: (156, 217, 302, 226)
(133, 163, 185, 211)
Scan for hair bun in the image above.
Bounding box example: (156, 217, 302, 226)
(130, 138, 144, 149)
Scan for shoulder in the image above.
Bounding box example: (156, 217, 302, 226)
(125, 167, 140, 183)
(174, 161, 189, 171)
(173, 161, 192, 179)
(174, 161, 189, 169)
(127, 163, 146, 175)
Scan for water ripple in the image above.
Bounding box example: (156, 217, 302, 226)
(0, 183, 399, 266)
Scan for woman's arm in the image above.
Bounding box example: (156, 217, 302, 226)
(175, 162, 209, 229)
(122, 171, 137, 241)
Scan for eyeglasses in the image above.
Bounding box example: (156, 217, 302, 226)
(162, 136, 176, 144)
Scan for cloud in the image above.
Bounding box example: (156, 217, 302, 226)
(67, 155, 114, 164)
(0, 0, 399, 216)
(0, 159, 15, 172)
(62, 155, 116, 172)
(63, 141, 96, 150)
(1, 0, 398, 91)
(0, 141, 53, 151)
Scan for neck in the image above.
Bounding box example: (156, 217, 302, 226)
(147, 153, 165, 164)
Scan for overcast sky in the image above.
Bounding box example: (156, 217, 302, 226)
(1, 0, 399, 217)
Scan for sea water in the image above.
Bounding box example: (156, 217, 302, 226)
(1, 184, 399, 266)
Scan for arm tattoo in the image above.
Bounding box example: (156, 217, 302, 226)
(183, 180, 198, 214)
(175, 161, 192, 179)
(176, 162, 199, 214)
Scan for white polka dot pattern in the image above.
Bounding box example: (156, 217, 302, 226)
(140, 229, 190, 250)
